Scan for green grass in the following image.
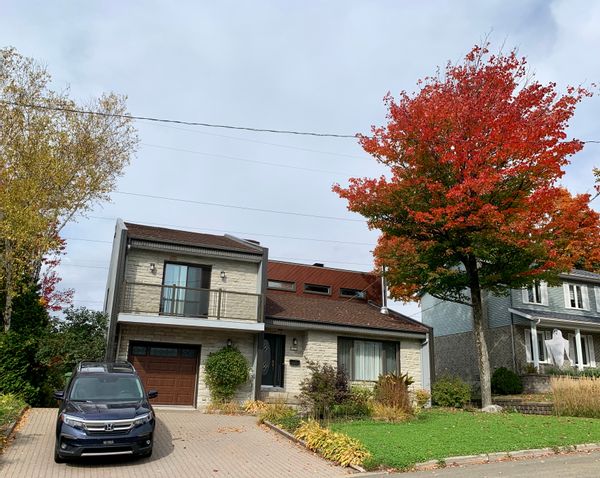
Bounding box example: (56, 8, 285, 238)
(331, 409, 600, 470)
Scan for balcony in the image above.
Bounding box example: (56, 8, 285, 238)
(120, 281, 262, 323)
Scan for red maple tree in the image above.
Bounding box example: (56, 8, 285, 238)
(39, 238, 74, 312)
(334, 45, 600, 407)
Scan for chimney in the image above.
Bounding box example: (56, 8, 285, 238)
(380, 265, 389, 315)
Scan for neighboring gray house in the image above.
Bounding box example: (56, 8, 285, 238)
(104, 220, 432, 408)
(422, 270, 600, 384)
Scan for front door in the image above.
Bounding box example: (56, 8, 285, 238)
(262, 334, 285, 387)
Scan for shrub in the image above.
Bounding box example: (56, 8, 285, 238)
(373, 373, 414, 412)
(547, 367, 600, 378)
(491, 367, 523, 395)
(551, 376, 600, 418)
(299, 361, 348, 419)
(332, 386, 373, 418)
(204, 346, 250, 402)
(295, 420, 371, 467)
(371, 403, 412, 422)
(205, 401, 240, 415)
(414, 389, 431, 408)
(431, 376, 471, 408)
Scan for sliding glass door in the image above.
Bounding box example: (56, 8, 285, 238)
(161, 263, 210, 317)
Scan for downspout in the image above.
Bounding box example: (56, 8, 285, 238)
(380, 265, 389, 315)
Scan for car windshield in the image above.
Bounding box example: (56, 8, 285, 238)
(69, 375, 144, 402)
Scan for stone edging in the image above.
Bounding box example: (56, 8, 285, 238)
(262, 420, 366, 473)
(1, 406, 29, 441)
(413, 443, 600, 471)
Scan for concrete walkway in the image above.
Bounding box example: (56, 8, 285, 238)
(0, 408, 349, 478)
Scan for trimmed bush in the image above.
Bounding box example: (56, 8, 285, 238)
(431, 376, 471, 408)
(204, 346, 250, 402)
(295, 420, 371, 467)
(491, 367, 523, 395)
(299, 361, 348, 419)
(333, 386, 373, 418)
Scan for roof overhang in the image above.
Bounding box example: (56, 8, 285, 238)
(118, 313, 264, 332)
(129, 239, 263, 263)
(265, 317, 427, 340)
(509, 308, 600, 332)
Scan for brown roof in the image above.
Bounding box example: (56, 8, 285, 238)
(268, 261, 382, 302)
(124, 222, 263, 254)
(265, 291, 428, 334)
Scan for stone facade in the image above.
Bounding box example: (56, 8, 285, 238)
(261, 327, 425, 404)
(122, 248, 261, 321)
(117, 323, 258, 408)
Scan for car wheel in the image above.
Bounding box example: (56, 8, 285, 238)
(54, 448, 66, 464)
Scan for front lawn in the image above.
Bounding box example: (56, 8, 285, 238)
(331, 409, 600, 470)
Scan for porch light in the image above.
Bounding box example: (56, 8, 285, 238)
(149, 263, 156, 273)
(291, 338, 298, 351)
(220, 270, 226, 280)
(227, 339, 232, 347)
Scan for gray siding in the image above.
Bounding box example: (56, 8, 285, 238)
(511, 282, 600, 318)
(422, 294, 472, 337)
(487, 293, 511, 328)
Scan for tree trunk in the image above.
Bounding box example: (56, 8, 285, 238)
(466, 255, 492, 408)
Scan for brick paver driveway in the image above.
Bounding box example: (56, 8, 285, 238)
(0, 408, 349, 477)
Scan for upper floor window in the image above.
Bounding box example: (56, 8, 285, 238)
(522, 281, 548, 305)
(267, 280, 296, 291)
(304, 283, 331, 295)
(563, 283, 589, 310)
(340, 288, 366, 299)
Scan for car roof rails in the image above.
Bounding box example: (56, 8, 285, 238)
(77, 361, 136, 373)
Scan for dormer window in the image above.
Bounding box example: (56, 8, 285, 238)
(340, 288, 366, 299)
(522, 281, 548, 305)
(304, 283, 331, 295)
(267, 280, 296, 291)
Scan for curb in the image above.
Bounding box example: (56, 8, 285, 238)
(413, 443, 600, 471)
(262, 420, 366, 473)
(1, 406, 29, 441)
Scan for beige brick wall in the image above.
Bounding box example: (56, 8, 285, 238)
(117, 324, 257, 407)
(262, 328, 424, 403)
(122, 248, 260, 321)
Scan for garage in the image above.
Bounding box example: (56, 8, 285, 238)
(128, 342, 200, 406)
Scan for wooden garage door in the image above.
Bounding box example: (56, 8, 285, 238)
(128, 342, 200, 406)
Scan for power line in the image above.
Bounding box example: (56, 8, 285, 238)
(113, 191, 365, 223)
(141, 143, 353, 175)
(0, 100, 357, 139)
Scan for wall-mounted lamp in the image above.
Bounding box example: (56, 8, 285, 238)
(291, 337, 298, 351)
(149, 263, 156, 274)
(220, 270, 227, 280)
(227, 338, 232, 347)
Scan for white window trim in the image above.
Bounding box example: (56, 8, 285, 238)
(524, 329, 552, 364)
(595, 286, 600, 313)
(522, 281, 549, 306)
(563, 283, 590, 311)
(568, 334, 596, 368)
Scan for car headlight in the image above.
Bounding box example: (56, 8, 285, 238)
(62, 414, 85, 429)
(133, 412, 153, 426)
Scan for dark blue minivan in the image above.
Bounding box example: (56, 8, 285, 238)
(53, 362, 157, 463)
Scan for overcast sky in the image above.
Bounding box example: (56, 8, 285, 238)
(2, 0, 599, 320)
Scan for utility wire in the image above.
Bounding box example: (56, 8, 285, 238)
(113, 191, 365, 223)
(0, 100, 357, 138)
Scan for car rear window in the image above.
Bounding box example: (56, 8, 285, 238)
(70, 375, 144, 401)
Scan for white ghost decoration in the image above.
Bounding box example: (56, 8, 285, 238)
(544, 329, 571, 368)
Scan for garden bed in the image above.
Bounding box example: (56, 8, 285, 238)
(0, 394, 28, 451)
(331, 409, 600, 470)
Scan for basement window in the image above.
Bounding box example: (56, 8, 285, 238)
(303, 283, 331, 295)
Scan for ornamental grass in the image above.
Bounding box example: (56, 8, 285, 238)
(551, 376, 600, 418)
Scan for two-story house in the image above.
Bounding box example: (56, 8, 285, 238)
(422, 270, 600, 385)
(104, 220, 432, 408)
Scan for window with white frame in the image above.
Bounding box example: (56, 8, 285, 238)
(568, 334, 596, 367)
(563, 283, 589, 310)
(524, 329, 552, 363)
(522, 281, 548, 305)
(338, 338, 398, 381)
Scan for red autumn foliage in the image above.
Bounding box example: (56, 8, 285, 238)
(39, 238, 74, 311)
